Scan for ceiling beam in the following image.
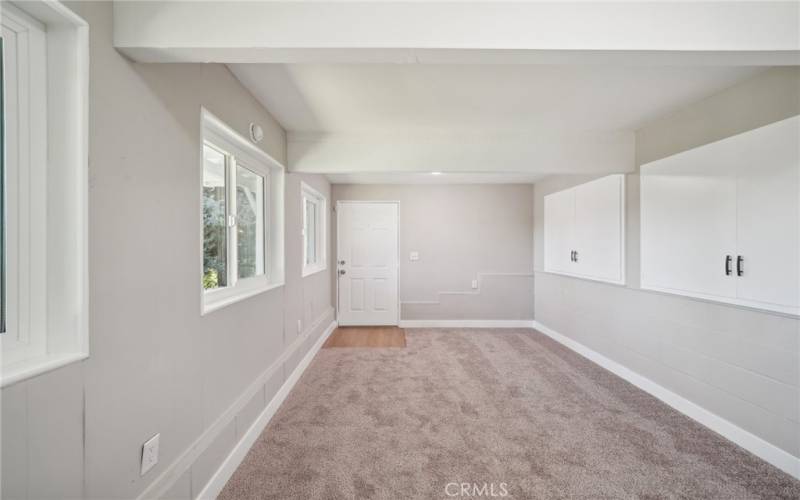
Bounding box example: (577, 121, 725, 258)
(114, 1, 800, 65)
(287, 132, 635, 175)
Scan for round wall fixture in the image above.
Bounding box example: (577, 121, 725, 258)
(249, 123, 264, 143)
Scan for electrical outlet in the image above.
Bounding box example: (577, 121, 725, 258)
(140, 433, 160, 476)
(471, 279, 478, 289)
(297, 319, 302, 334)
(409, 251, 419, 261)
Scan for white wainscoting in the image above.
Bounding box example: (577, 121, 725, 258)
(532, 320, 800, 480)
(136, 311, 337, 500)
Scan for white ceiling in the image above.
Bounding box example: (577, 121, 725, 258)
(229, 64, 763, 182)
(230, 64, 761, 135)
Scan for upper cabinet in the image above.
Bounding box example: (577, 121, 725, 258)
(544, 174, 626, 285)
(641, 115, 800, 316)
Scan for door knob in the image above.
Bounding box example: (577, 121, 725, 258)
(338, 260, 346, 265)
(338, 269, 346, 276)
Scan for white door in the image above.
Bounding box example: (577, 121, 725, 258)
(641, 147, 738, 299)
(734, 116, 800, 310)
(337, 202, 399, 326)
(573, 175, 625, 283)
(544, 189, 575, 274)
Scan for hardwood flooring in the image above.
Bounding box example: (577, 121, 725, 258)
(323, 326, 406, 348)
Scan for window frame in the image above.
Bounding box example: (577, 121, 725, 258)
(0, 0, 89, 388)
(1, 4, 48, 366)
(200, 109, 285, 314)
(301, 182, 327, 277)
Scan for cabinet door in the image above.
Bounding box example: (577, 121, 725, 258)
(734, 116, 800, 311)
(544, 189, 575, 274)
(574, 175, 625, 283)
(641, 152, 738, 299)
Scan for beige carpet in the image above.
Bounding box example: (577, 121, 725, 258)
(220, 328, 800, 499)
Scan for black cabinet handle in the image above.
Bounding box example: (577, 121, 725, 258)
(737, 256, 744, 277)
(574, 251, 579, 263)
(569, 250, 574, 262)
(725, 255, 732, 276)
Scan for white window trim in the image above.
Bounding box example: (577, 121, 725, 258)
(0, 0, 89, 388)
(2, 3, 48, 367)
(301, 181, 327, 277)
(201, 108, 285, 315)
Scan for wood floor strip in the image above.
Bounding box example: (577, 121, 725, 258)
(323, 327, 406, 348)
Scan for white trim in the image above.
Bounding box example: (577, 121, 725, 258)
(0, 352, 89, 389)
(136, 311, 336, 500)
(12, 0, 89, 28)
(196, 318, 337, 500)
(400, 320, 535, 329)
(538, 269, 627, 287)
(200, 109, 286, 315)
(201, 280, 283, 316)
(0, 0, 90, 387)
(201, 108, 284, 173)
(531, 320, 800, 480)
(640, 283, 799, 318)
(1, 3, 49, 364)
(300, 181, 327, 277)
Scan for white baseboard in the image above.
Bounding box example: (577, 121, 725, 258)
(400, 319, 535, 328)
(196, 319, 337, 499)
(532, 320, 800, 480)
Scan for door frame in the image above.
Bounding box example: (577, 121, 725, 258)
(335, 200, 401, 326)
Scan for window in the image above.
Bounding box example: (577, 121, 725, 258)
(0, 1, 89, 387)
(301, 182, 326, 276)
(201, 144, 266, 289)
(1, 36, 5, 335)
(201, 109, 284, 314)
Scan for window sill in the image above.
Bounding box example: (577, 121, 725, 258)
(1, 351, 89, 388)
(302, 264, 328, 278)
(202, 278, 284, 315)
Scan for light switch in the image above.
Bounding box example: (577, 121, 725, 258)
(141, 433, 160, 476)
(409, 251, 419, 261)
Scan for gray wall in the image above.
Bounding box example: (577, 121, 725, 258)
(533, 67, 800, 458)
(1, 2, 333, 499)
(332, 184, 534, 321)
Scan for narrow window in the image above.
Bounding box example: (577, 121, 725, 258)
(1, 4, 48, 365)
(301, 182, 326, 276)
(1, 37, 6, 334)
(305, 198, 317, 266)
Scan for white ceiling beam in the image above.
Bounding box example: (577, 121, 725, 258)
(114, 1, 800, 65)
(287, 132, 635, 175)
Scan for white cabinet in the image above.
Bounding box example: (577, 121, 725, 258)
(544, 174, 626, 285)
(641, 115, 800, 316)
(640, 166, 738, 300)
(544, 189, 575, 274)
